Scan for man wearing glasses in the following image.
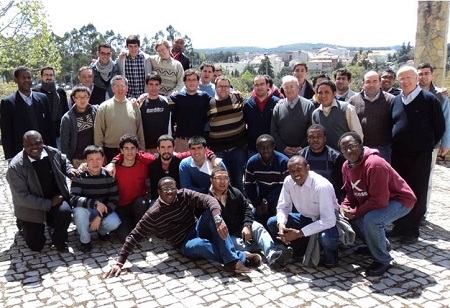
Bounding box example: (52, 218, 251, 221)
(90, 43, 119, 102)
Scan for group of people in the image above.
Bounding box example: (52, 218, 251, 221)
(1, 34, 448, 278)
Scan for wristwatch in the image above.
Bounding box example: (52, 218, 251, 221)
(214, 215, 223, 224)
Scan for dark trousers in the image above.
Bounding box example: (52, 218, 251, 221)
(21, 201, 72, 251)
(104, 147, 120, 164)
(391, 150, 432, 238)
(114, 196, 149, 242)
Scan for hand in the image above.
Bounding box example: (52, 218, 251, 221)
(105, 163, 116, 178)
(96, 201, 108, 215)
(78, 162, 88, 172)
(340, 205, 355, 221)
(241, 226, 252, 244)
(277, 226, 301, 245)
(440, 87, 448, 96)
(284, 146, 301, 157)
(211, 157, 223, 168)
(90, 216, 102, 231)
(137, 93, 148, 105)
(51, 195, 64, 207)
(438, 146, 449, 159)
(68, 169, 81, 179)
(130, 98, 139, 107)
(103, 264, 123, 279)
(215, 220, 229, 240)
(118, 51, 127, 59)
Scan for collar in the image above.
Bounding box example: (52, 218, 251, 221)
(363, 90, 381, 102)
(318, 98, 339, 111)
(401, 85, 421, 105)
(28, 148, 48, 162)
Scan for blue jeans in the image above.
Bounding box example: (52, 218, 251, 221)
(179, 210, 246, 264)
(267, 213, 339, 265)
(371, 145, 392, 164)
(215, 146, 247, 192)
(230, 221, 284, 262)
(350, 200, 411, 264)
(73, 207, 122, 244)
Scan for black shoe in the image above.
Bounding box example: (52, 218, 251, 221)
(386, 230, 402, 238)
(419, 217, 427, 226)
(244, 252, 263, 268)
(366, 261, 390, 276)
(400, 236, 418, 245)
(80, 242, 92, 253)
(52, 243, 69, 253)
(355, 244, 391, 256)
(98, 233, 110, 241)
(269, 247, 293, 270)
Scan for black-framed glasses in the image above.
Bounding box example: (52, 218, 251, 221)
(340, 143, 360, 152)
(159, 187, 177, 192)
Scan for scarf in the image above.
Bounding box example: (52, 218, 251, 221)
(95, 60, 114, 81)
(41, 81, 61, 122)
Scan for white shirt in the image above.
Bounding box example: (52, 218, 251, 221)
(276, 171, 337, 237)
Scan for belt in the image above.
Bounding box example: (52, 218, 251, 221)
(176, 136, 190, 140)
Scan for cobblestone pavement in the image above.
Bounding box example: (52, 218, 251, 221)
(0, 154, 449, 308)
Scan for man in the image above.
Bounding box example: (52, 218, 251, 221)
(299, 124, 345, 202)
(170, 36, 191, 71)
(244, 75, 280, 156)
(389, 66, 445, 244)
(380, 68, 401, 96)
(94, 75, 145, 162)
(270, 75, 315, 157)
(6, 130, 79, 252)
(76, 66, 107, 105)
(209, 166, 293, 270)
(208, 75, 247, 192)
(169, 69, 210, 152)
(70, 145, 121, 253)
(292, 62, 314, 99)
(267, 155, 339, 267)
(90, 43, 120, 101)
(179, 136, 226, 194)
(417, 62, 450, 221)
(150, 38, 184, 96)
(33, 66, 69, 149)
(310, 74, 331, 108)
(348, 71, 395, 163)
(334, 69, 356, 101)
(117, 35, 153, 99)
(1, 66, 55, 161)
(198, 62, 216, 97)
(103, 176, 262, 277)
(139, 72, 172, 153)
(244, 134, 289, 226)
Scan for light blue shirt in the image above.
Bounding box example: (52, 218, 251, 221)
(400, 85, 421, 105)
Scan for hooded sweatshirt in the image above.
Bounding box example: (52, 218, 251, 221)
(341, 147, 416, 218)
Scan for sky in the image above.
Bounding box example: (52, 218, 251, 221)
(40, 0, 447, 49)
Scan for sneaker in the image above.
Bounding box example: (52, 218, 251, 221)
(366, 261, 390, 276)
(80, 242, 92, 253)
(244, 252, 262, 268)
(223, 260, 251, 274)
(269, 247, 293, 269)
(51, 243, 69, 253)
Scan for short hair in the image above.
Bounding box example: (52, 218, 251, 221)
(155, 38, 170, 51)
(84, 145, 104, 159)
(14, 66, 31, 78)
(288, 155, 308, 166)
(293, 62, 308, 72)
(363, 70, 380, 82)
(282, 75, 299, 87)
(256, 134, 275, 146)
(317, 80, 337, 92)
(111, 75, 128, 86)
(158, 176, 176, 189)
(188, 135, 207, 148)
(417, 62, 434, 73)
(263, 75, 272, 86)
(70, 85, 91, 101)
(214, 64, 222, 72)
(381, 68, 396, 76)
(97, 43, 111, 51)
(312, 74, 330, 87)
(119, 134, 139, 149)
(78, 66, 93, 76)
(126, 35, 140, 47)
(307, 124, 326, 136)
(211, 166, 228, 178)
(200, 62, 215, 72)
(334, 69, 352, 81)
(397, 65, 418, 78)
(183, 69, 200, 82)
(146, 71, 162, 84)
(214, 75, 231, 87)
(338, 131, 363, 146)
(157, 134, 175, 147)
(40, 66, 55, 76)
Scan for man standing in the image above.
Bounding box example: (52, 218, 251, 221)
(90, 43, 120, 101)
(94, 75, 145, 162)
(170, 36, 191, 71)
(103, 177, 261, 277)
(6, 130, 79, 252)
(76, 66, 108, 106)
(244, 75, 280, 156)
(1, 67, 55, 161)
(271, 75, 315, 157)
(244, 134, 289, 226)
(334, 69, 356, 101)
(267, 155, 339, 267)
(33, 66, 69, 149)
(380, 69, 401, 96)
(348, 71, 395, 163)
(209, 167, 293, 269)
(389, 66, 445, 244)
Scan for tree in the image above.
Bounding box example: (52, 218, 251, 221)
(258, 55, 274, 77)
(0, 0, 60, 80)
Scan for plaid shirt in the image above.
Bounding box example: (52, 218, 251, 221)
(124, 53, 146, 98)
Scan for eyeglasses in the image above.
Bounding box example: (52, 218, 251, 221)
(216, 85, 230, 89)
(74, 96, 90, 100)
(213, 176, 229, 181)
(381, 75, 394, 80)
(284, 85, 298, 90)
(113, 84, 127, 88)
(159, 187, 177, 192)
(340, 143, 360, 152)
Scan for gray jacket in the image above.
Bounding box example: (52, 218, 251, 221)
(6, 146, 76, 224)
